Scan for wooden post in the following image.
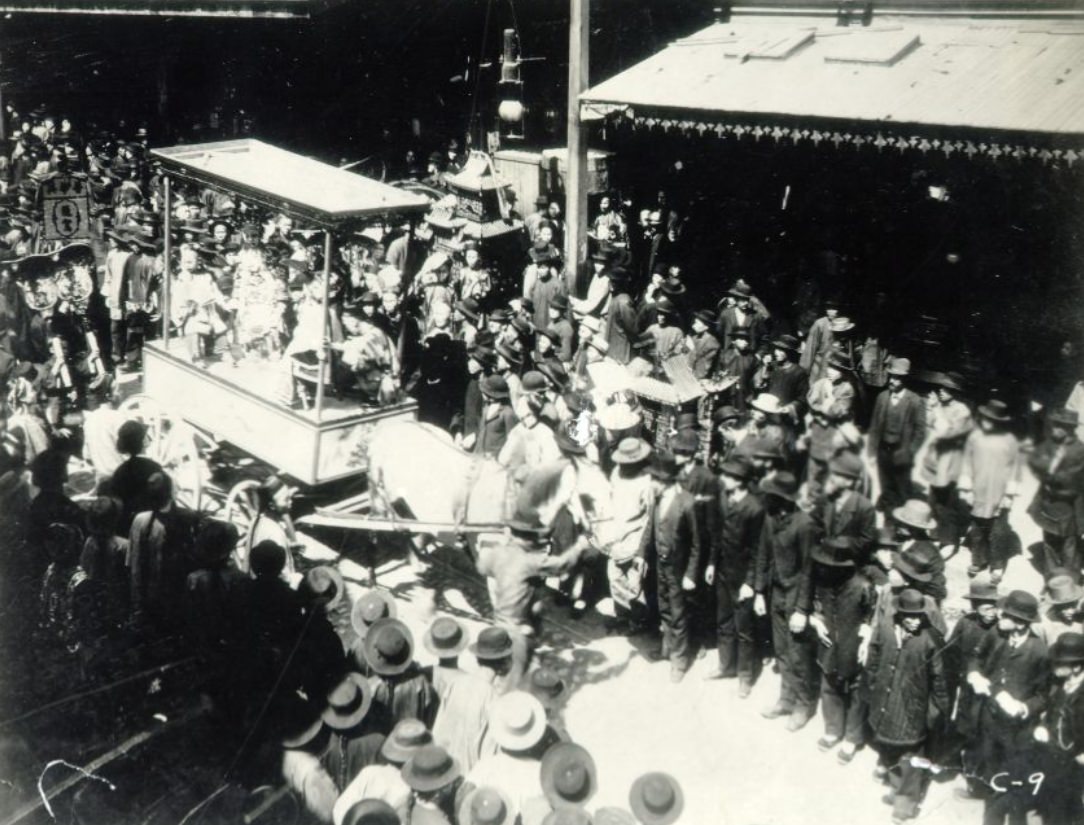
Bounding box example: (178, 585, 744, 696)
(314, 230, 332, 422)
(565, 0, 590, 294)
(162, 176, 172, 344)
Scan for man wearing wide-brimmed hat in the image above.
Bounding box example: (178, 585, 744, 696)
(546, 292, 577, 365)
(602, 437, 654, 634)
(332, 718, 430, 825)
(717, 280, 767, 352)
(401, 743, 462, 823)
(685, 308, 721, 380)
(766, 335, 809, 418)
(1028, 407, 1084, 582)
(602, 266, 637, 365)
(867, 357, 926, 514)
(919, 370, 974, 551)
(643, 296, 684, 361)
(754, 470, 819, 730)
(819, 452, 876, 561)
(359, 618, 438, 732)
(958, 398, 1021, 582)
(474, 375, 517, 458)
(1040, 575, 1083, 646)
(806, 351, 858, 501)
(1031, 631, 1084, 825)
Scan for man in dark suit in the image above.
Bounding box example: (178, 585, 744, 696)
(716, 331, 757, 413)
(867, 357, 926, 513)
(1033, 632, 1084, 825)
(766, 335, 809, 420)
(603, 268, 637, 366)
(687, 309, 721, 380)
(640, 451, 702, 683)
(705, 457, 765, 696)
(818, 452, 876, 565)
(473, 375, 517, 458)
(717, 281, 767, 352)
(1028, 408, 1084, 581)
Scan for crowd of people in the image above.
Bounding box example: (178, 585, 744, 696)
(1, 106, 1084, 825)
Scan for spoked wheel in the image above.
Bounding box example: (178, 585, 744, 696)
(118, 394, 211, 513)
(223, 479, 297, 578)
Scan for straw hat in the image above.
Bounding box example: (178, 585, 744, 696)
(489, 691, 547, 752)
(629, 773, 684, 825)
(542, 743, 598, 810)
(458, 787, 515, 825)
(423, 616, 470, 658)
(363, 618, 415, 676)
(350, 589, 398, 638)
(321, 673, 373, 731)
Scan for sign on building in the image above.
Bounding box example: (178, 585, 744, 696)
(41, 176, 92, 241)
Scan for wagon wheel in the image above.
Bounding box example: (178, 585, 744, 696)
(118, 394, 210, 513)
(224, 479, 297, 577)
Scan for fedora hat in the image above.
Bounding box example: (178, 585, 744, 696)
(594, 809, 637, 825)
(829, 316, 855, 334)
(496, 342, 524, 369)
(726, 282, 753, 299)
(886, 357, 911, 377)
(718, 457, 754, 482)
(1050, 632, 1084, 666)
(813, 536, 857, 568)
(1049, 408, 1080, 429)
(629, 773, 684, 825)
(423, 616, 469, 658)
(300, 565, 345, 611)
(648, 451, 680, 482)
(401, 744, 461, 793)
(458, 787, 515, 825)
(351, 589, 398, 638)
(322, 673, 373, 731)
(470, 626, 514, 661)
(926, 371, 966, 393)
(977, 399, 1012, 423)
(490, 308, 513, 324)
(507, 506, 552, 539)
(893, 541, 940, 584)
(1046, 574, 1083, 606)
(966, 577, 999, 603)
(770, 334, 800, 353)
(597, 404, 640, 433)
(549, 293, 570, 312)
(612, 437, 652, 465)
(489, 691, 547, 752)
(381, 718, 433, 765)
(894, 588, 928, 616)
(363, 618, 415, 676)
(527, 667, 568, 708)
(827, 452, 864, 480)
(342, 800, 401, 825)
(542, 743, 598, 810)
(749, 393, 784, 416)
(892, 499, 937, 533)
(480, 375, 510, 401)
(692, 309, 715, 328)
(760, 471, 799, 502)
(998, 590, 1040, 624)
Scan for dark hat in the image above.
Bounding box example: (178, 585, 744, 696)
(470, 626, 515, 661)
(496, 342, 523, 369)
(423, 616, 469, 657)
(562, 390, 593, 416)
(727, 282, 753, 299)
(510, 316, 533, 338)
(322, 673, 373, 731)
(608, 265, 631, 285)
(813, 536, 857, 568)
(351, 589, 398, 638)
(692, 309, 715, 328)
(977, 399, 1012, 423)
(555, 420, 589, 457)
(526, 667, 568, 708)
(966, 577, 999, 603)
(713, 405, 741, 426)
(521, 370, 548, 394)
(875, 526, 902, 548)
(827, 453, 864, 480)
(1050, 632, 1084, 666)
(280, 695, 326, 750)
(660, 276, 686, 297)
(747, 437, 782, 461)
(760, 471, 799, 502)
(892, 499, 937, 533)
(1046, 574, 1083, 606)
(458, 787, 514, 825)
(401, 744, 461, 792)
(670, 429, 700, 457)
(489, 308, 513, 324)
(1049, 408, 1080, 428)
(541, 743, 598, 810)
(300, 565, 346, 611)
(629, 773, 684, 825)
(827, 351, 854, 372)
(530, 244, 560, 265)
(342, 800, 400, 825)
(730, 328, 751, 342)
(612, 437, 652, 465)
(771, 334, 801, 354)
(381, 718, 432, 765)
(718, 457, 754, 481)
(507, 506, 551, 538)
(926, 371, 966, 393)
(538, 361, 569, 392)
(893, 541, 940, 584)
(648, 451, 680, 482)
(654, 296, 677, 317)
(363, 618, 415, 676)
(590, 247, 614, 263)
(480, 375, 510, 401)
(549, 293, 570, 312)
(116, 418, 148, 453)
(359, 290, 380, 306)
(998, 590, 1040, 624)
(249, 540, 287, 578)
(894, 588, 928, 616)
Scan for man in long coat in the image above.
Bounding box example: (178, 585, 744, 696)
(603, 268, 637, 366)
(920, 372, 973, 550)
(1028, 407, 1084, 581)
(867, 357, 925, 513)
(686, 309, 721, 380)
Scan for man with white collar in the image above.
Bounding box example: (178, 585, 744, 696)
(1032, 632, 1084, 825)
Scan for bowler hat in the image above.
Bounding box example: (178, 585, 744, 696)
(458, 787, 515, 825)
(507, 507, 552, 538)
(362, 618, 415, 676)
(1049, 408, 1080, 428)
(1050, 632, 1084, 665)
(401, 744, 461, 792)
(692, 309, 715, 328)
(322, 673, 373, 731)
(629, 773, 684, 825)
(760, 471, 799, 502)
(712, 405, 740, 426)
(828, 452, 864, 480)
(490, 308, 513, 324)
(542, 743, 598, 810)
(813, 536, 857, 568)
(670, 429, 700, 456)
(648, 451, 680, 482)
(527, 667, 568, 707)
(654, 296, 677, 317)
(998, 590, 1040, 624)
(894, 588, 928, 616)
(886, 357, 911, 377)
(718, 457, 754, 481)
(772, 334, 801, 353)
(489, 691, 547, 752)
(470, 626, 514, 661)
(480, 375, 510, 401)
(966, 578, 999, 603)
(522, 370, 548, 394)
(612, 437, 652, 465)
(590, 248, 613, 263)
(892, 499, 937, 533)
(550, 293, 569, 312)
(530, 245, 560, 265)
(342, 800, 400, 825)
(351, 589, 398, 637)
(977, 399, 1012, 423)
(423, 616, 469, 658)
(1046, 574, 1083, 606)
(381, 718, 433, 765)
(660, 276, 686, 297)
(893, 541, 940, 584)
(510, 317, 533, 338)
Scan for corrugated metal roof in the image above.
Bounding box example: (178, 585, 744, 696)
(0, 0, 342, 17)
(581, 17, 1084, 136)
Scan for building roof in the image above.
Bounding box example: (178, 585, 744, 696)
(0, 0, 341, 16)
(581, 17, 1084, 138)
(151, 139, 430, 225)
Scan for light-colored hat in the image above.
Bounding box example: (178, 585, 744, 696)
(596, 403, 640, 432)
(749, 393, 784, 416)
(489, 691, 547, 752)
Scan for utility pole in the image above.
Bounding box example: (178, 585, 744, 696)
(565, 0, 589, 293)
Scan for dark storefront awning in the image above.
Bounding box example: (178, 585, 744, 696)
(582, 17, 1084, 160)
(0, 0, 344, 17)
